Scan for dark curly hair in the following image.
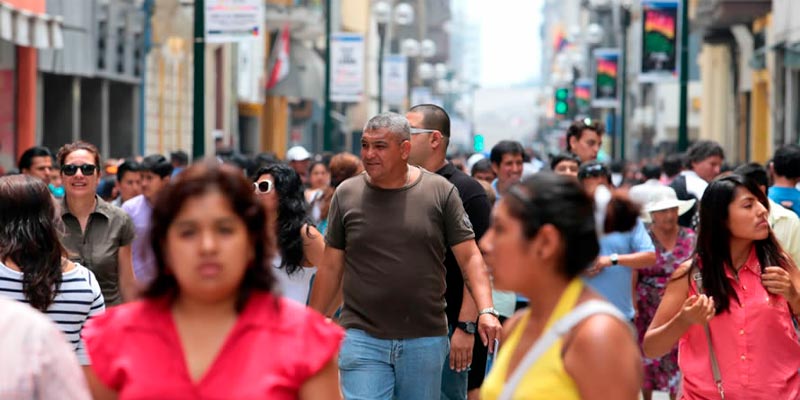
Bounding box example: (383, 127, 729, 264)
(254, 164, 313, 275)
(144, 160, 275, 311)
(0, 175, 66, 311)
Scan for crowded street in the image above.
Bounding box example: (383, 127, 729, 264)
(2, 0, 800, 399)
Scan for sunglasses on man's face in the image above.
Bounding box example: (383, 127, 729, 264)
(61, 164, 98, 176)
(253, 180, 274, 194)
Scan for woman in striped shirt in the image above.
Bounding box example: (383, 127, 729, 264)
(0, 174, 104, 366)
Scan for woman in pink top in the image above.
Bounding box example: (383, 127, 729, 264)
(82, 161, 344, 400)
(644, 175, 800, 399)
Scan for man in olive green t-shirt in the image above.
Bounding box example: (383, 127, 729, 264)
(309, 112, 501, 400)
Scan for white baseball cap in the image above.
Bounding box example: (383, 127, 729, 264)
(286, 146, 311, 162)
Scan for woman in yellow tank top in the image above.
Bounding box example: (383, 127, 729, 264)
(478, 173, 643, 400)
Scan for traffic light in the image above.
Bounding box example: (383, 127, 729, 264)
(473, 134, 485, 152)
(555, 87, 570, 117)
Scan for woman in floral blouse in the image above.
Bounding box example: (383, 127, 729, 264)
(635, 186, 696, 400)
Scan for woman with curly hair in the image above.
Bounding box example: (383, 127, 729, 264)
(254, 164, 325, 304)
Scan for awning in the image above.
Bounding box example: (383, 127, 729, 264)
(0, 1, 63, 49)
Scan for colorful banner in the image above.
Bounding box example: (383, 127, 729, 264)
(592, 48, 619, 108)
(574, 78, 592, 112)
(640, 0, 678, 82)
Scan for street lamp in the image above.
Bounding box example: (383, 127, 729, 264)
(373, 1, 391, 113)
(420, 39, 436, 59)
(373, 1, 415, 113)
(401, 38, 420, 57)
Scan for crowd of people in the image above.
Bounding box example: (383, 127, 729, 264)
(2, 103, 800, 399)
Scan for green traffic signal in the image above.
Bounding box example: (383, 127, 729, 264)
(555, 88, 569, 100)
(554, 87, 570, 116)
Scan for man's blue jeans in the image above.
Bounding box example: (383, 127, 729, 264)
(339, 329, 449, 400)
(440, 324, 469, 400)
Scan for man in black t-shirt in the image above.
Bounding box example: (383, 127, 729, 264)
(408, 104, 494, 400)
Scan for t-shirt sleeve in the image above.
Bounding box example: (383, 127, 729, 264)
(443, 186, 476, 246)
(324, 191, 346, 250)
(296, 309, 345, 383)
(462, 190, 492, 241)
(118, 213, 136, 247)
(631, 219, 655, 252)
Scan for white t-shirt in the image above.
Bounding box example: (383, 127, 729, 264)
(272, 255, 317, 305)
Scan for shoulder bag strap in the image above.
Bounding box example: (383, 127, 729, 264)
(498, 300, 627, 400)
(690, 261, 725, 399)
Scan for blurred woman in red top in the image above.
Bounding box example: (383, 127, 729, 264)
(644, 175, 800, 399)
(82, 161, 344, 400)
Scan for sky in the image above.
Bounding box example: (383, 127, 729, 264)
(466, 0, 542, 87)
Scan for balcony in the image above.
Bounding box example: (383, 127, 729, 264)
(693, 0, 771, 30)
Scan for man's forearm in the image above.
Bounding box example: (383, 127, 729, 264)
(458, 284, 479, 322)
(463, 254, 494, 311)
(308, 264, 343, 314)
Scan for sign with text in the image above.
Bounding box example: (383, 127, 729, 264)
(640, 0, 678, 82)
(330, 33, 365, 103)
(382, 54, 408, 106)
(205, 0, 263, 43)
(592, 48, 619, 108)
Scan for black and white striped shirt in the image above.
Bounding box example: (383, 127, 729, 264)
(0, 261, 105, 365)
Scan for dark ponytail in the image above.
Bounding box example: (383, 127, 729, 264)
(505, 173, 599, 278)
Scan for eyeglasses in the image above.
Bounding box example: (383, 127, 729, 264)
(253, 180, 274, 194)
(576, 117, 603, 132)
(410, 128, 436, 135)
(61, 164, 98, 176)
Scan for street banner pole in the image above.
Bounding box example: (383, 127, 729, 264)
(193, 0, 205, 159)
(323, 0, 333, 151)
(677, 0, 689, 152)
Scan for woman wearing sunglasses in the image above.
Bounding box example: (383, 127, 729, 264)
(57, 141, 136, 306)
(253, 164, 325, 305)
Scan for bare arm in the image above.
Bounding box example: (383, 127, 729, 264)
(565, 314, 642, 400)
(308, 246, 345, 315)
(618, 251, 657, 269)
(642, 262, 714, 358)
(85, 366, 118, 400)
(298, 355, 343, 400)
(452, 240, 501, 346)
(117, 245, 137, 302)
(302, 224, 326, 268)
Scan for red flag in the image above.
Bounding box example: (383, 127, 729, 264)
(266, 24, 290, 90)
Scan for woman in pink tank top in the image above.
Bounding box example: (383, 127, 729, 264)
(644, 175, 800, 399)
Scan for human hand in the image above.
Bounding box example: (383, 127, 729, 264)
(762, 266, 800, 303)
(477, 313, 502, 352)
(449, 328, 475, 372)
(677, 294, 715, 326)
(585, 256, 612, 277)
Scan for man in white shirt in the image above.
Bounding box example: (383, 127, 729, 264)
(629, 164, 664, 208)
(670, 140, 724, 228)
(679, 140, 725, 200)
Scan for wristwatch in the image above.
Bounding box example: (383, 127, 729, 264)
(456, 321, 477, 334)
(610, 253, 619, 266)
(478, 307, 500, 319)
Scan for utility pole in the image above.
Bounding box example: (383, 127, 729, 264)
(619, 7, 630, 160)
(677, 0, 690, 152)
(192, 0, 205, 159)
(323, 0, 333, 151)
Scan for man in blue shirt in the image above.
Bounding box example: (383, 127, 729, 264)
(578, 162, 656, 320)
(769, 144, 800, 217)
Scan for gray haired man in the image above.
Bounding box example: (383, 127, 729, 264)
(310, 112, 501, 399)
